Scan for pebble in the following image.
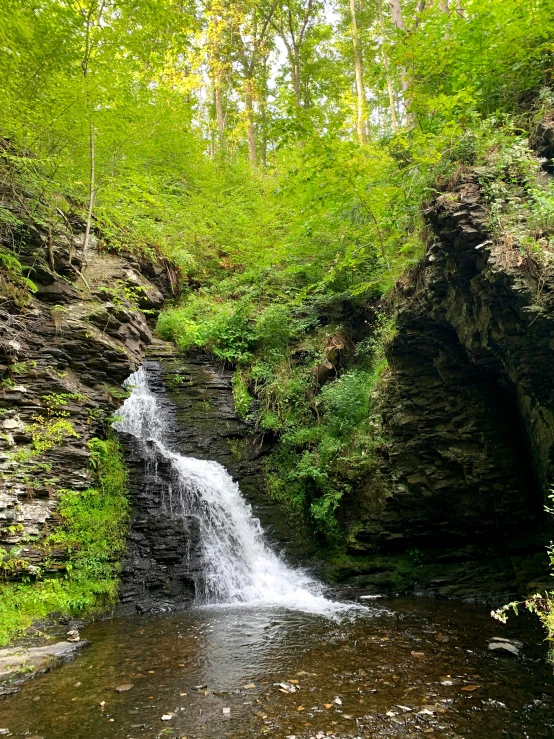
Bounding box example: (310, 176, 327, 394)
(115, 684, 134, 693)
(161, 714, 173, 721)
(222, 707, 231, 714)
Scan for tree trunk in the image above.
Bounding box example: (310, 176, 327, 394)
(79, 0, 105, 270)
(440, 0, 450, 12)
(388, 0, 405, 31)
(379, 0, 398, 132)
(244, 77, 257, 165)
(291, 55, 302, 107)
(384, 59, 399, 132)
(349, 0, 367, 143)
(214, 81, 225, 139)
(82, 119, 95, 270)
(387, 0, 411, 122)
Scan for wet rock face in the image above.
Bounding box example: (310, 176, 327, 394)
(0, 223, 163, 576)
(118, 433, 202, 612)
(155, 352, 316, 560)
(352, 177, 554, 563)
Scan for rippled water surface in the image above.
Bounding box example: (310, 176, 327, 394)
(0, 597, 552, 739)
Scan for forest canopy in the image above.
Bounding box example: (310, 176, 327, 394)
(1, 0, 552, 285)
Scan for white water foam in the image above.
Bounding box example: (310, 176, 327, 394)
(114, 367, 356, 616)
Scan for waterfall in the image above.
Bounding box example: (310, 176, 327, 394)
(114, 367, 352, 615)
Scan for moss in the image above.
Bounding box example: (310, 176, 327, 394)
(0, 436, 129, 645)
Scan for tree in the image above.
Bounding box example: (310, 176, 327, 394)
(79, 0, 107, 270)
(271, 0, 317, 108)
(348, 0, 368, 142)
(378, 0, 399, 131)
(232, 0, 279, 164)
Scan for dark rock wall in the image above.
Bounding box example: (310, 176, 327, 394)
(0, 224, 163, 575)
(345, 177, 554, 593)
(118, 432, 202, 612)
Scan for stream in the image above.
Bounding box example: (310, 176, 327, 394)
(0, 366, 553, 738)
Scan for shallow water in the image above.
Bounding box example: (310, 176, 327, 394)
(0, 597, 552, 739)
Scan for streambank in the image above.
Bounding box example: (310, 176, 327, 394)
(0, 239, 164, 576)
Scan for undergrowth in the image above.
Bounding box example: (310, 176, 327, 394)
(0, 436, 129, 646)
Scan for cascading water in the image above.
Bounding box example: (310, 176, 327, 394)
(114, 367, 352, 615)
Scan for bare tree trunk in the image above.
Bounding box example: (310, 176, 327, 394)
(379, 0, 398, 131)
(349, 0, 367, 143)
(291, 55, 302, 107)
(214, 81, 225, 138)
(244, 77, 257, 165)
(388, 0, 405, 31)
(260, 55, 270, 166)
(80, 0, 105, 270)
(455, 0, 465, 17)
(272, 0, 314, 109)
(384, 57, 399, 131)
(440, 0, 450, 12)
(388, 0, 412, 123)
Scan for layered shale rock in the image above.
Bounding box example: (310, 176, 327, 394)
(343, 176, 554, 598)
(0, 217, 165, 577)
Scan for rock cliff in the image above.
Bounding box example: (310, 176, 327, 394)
(342, 176, 554, 599)
(0, 217, 165, 577)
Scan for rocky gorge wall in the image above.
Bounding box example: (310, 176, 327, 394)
(0, 217, 166, 577)
(341, 176, 554, 600)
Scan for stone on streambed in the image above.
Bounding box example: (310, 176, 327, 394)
(488, 637, 522, 656)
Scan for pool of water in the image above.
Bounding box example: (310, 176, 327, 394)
(0, 597, 552, 739)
